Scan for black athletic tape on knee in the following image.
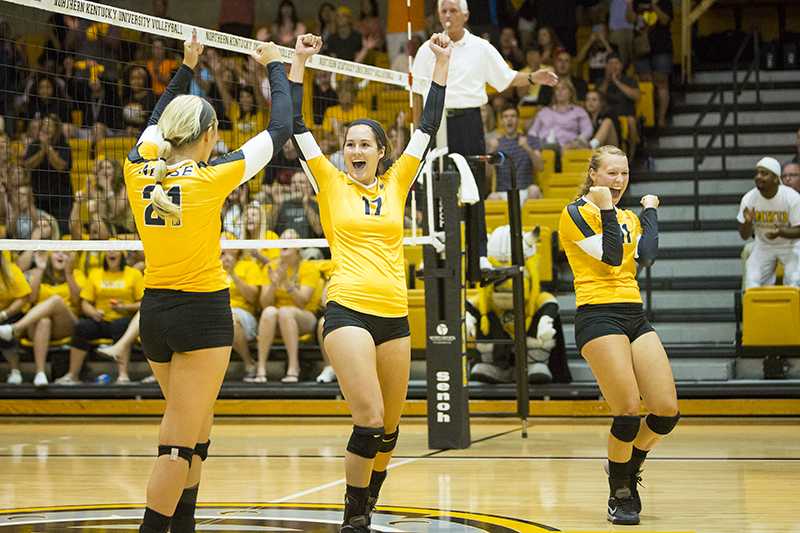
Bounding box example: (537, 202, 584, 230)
(194, 440, 211, 461)
(157, 444, 195, 464)
(610, 415, 641, 442)
(645, 412, 680, 435)
(379, 428, 399, 454)
(346, 425, 384, 459)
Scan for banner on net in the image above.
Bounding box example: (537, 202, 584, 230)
(2, 0, 414, 88)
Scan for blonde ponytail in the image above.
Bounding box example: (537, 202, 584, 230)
(576, 145, 627, 199)
(151, 94, 219, 220)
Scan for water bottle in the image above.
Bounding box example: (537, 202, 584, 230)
(96, 373, 111, 385)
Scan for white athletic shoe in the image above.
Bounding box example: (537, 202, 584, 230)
(140, 374, 157, 384)
(33, 371, 48, 388)
(316, 365, 337, 383)
(6, 368, 22, 385)
(0, 324, 13, 342)
(527, 362, 553, 384)
(54, 374, 80, 386)
(470, 362, 514, 384)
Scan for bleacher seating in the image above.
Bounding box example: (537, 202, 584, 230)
(742, 287, 800, 348)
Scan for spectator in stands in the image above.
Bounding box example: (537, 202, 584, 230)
(0, 20, 25, 123)
(224, 86, 268, 141)
(321, 78, 369, 135)
(145, 38, 179, 97)
(272, 0, 307, 47)
(22, 114, 72, 234)
(358, 0, 384, 45)
(221, 247, 262, 382)
(599, 52, 640, 156)
(325, 6, 363, 61)
(499, 27, 525, 70)
(782, 161, 800, 193)
(527, 79, 593, 151)
(265, 138, 303, 186)
(274, 171, 322, 239)
(630, 0, 673, 129)
(218, 0, 255, 38)
(255, 229, 322, 383)
(0, 251, 83, 387)
(391, 35, 423, 72)
(609, 0, 634, 67)
(317, 2, 337, 40)
(312, 70, 339, 126)
(585, 90, 620, 148)
(516, 48, 551, 105)
(121, 66, 155, 136)
(55, 251, 143, 385)
(24, 76, 72, 125)
(540, 49, 588, 105)
(70, 159, 131, 238)
(71, 71, 123, 143)
(0, 252, 32, 385)
(3, 176, 55, 240)
(0, 133, 10, 183)
(64, 17, 122, 78)
(537, 1, 578, 54)
(241, 201, 280, 266)
(537, 26, 562, 66)
(487, 105, 543, 202)
(738, 157, 800, 289)
(576, 23, 615, 85)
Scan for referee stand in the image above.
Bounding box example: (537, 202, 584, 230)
(423, 152, 531, 449)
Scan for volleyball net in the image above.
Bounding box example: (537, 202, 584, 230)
(0, 0, 437, 253)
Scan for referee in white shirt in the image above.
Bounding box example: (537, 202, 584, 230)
(412, 0, 557, 281)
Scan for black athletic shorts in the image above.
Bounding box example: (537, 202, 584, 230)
(574, 303, 655, 352)
(323, 301, 410, 346)
(140, 288, 234, 363)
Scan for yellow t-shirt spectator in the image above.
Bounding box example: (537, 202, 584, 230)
(39, 270, 87, 315)
(80, 266, 145, 321)
(321, 104, 370, 134)
(261, 259, 321, 312)
(228, 101, 269, 141)
(0, 264, 31, 310)
(228, 259, 262, 315)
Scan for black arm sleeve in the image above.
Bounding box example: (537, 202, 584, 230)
(265, 62, 292, 148)
(419, 82, 445, 137)
(146, 64, 194, 127)
(636, 207, 659, 267)
(290, 81, 309, 134)
(600, 209, 623, 266)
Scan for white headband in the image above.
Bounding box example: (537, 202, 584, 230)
(438, 0, 469, 13)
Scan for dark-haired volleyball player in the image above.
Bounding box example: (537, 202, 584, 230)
(559, 145, 679, 525)
(289, 33, 449, 532)
(124, 34, 291, 533)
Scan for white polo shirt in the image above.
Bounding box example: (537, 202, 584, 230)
(411, 29, 517, 109)
(737, 185, 800, 246)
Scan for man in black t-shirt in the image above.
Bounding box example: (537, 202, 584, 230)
(631, 0, 673, 128)
(600, 53, 640, 156)
(324, 7, 363, 61)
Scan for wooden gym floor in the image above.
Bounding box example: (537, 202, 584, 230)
(1, 416, 798, 532)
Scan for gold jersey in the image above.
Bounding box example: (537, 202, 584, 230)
(559, 198, 643, 307)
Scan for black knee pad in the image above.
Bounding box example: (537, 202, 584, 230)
(646, 412, 680, 435)
(610, 415, 641, 442)
(347, 426, 384, 459)
(194, 440, 211, 461)
(379, 428, 399, 454)
(158, 444, 194, 464)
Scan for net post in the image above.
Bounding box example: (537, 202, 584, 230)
(424, 169, 471, 450)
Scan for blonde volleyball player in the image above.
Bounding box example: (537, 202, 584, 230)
(124, 34, 291, 533)
(289, 33, 450, 531)
(559, 146, 679, 525)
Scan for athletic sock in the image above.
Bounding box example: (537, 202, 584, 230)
(607, 460, 630, 496)
(343, 485, 370, 525)
(170, 484, 199, 533)
(629, 446, 648, 475)
(369, 470, 387, 500)
(139, 507, 171, 533)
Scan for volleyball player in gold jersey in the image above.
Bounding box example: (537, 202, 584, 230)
(289, 34, 450, 531)
(559, 146, 679, 526)
(123, 34, 291, 533)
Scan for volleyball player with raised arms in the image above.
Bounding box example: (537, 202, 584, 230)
(124, 34, 291, 533)
(559, 146, 679, 526)
(289, 33, 449, 532)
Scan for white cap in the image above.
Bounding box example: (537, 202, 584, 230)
(438, 0, 469, 12)
(756, 157, 781, 177)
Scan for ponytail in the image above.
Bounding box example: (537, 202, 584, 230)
(150, 137, 181, 219)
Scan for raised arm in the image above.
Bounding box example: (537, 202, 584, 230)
(636, 196, 659, 267)
(571, 187, 623, 266)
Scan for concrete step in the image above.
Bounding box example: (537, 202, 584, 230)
(659, 230, 743, 248)
(693, 70, 800, 84)
(628, 179, 752, 196)
(557, 289, 734, 313)
(563, 321, 736, 346)
(559, 257, 742, 281)
(567, 358, 735, 382)
(671, 110, 800, 127)
(684, 88, 800, 105)
(652, 153, 790, 172)
(657, 132, 796, 150)
(656, 204, 736, 222)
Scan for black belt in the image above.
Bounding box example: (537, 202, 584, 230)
(446, 107, 480, 118)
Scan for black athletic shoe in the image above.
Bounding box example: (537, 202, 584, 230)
(340, 513, 370, 533)
(630, 469, 643, 514)
(607, 487, 640, 525)
(365, 496, 377, 524)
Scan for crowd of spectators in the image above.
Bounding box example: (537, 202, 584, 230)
(0, 0, 677, 385)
